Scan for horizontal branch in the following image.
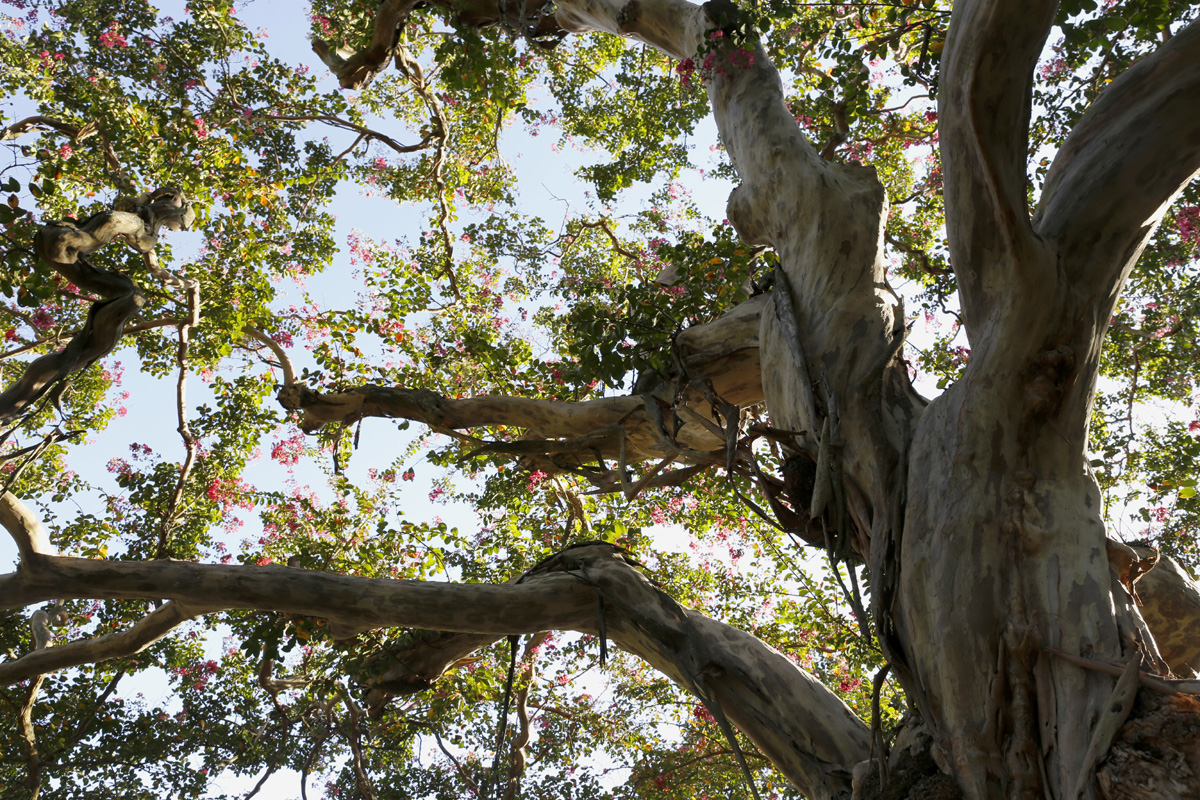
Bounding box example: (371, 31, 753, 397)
(277, 293, 768, 471)
(0, 556, 597, 636)
(2, 542, 870, 800)
(0, 600, 219, 686)
(0, 115, 97, 143)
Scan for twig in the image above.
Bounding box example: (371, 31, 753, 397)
(257, 113, 434, 157)
(394, 43, 463, 304)
(336, 684, 379, 800)
(503, 631, 550, 800)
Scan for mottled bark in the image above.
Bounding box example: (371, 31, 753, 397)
(0, 189, 195, 421)
(1136, 554, 1200, 677)
(892, 5, 1200, 798)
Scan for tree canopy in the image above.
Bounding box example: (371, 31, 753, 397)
(1, 0, 1199, 798)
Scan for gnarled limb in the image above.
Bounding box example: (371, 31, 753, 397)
(311, 0, 421, 89)
(0, 189, 195, 421)
(277, 292, 767, 470)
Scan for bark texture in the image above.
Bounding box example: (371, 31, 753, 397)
(0, 529, 870, 799)
(0, 189, 195, 421)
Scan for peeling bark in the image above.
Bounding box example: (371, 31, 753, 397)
(1136, 554, 1200, 678)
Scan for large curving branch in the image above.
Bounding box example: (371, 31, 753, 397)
(938, 0, 1058, 332)
(1, 542, 870, 800)
(277, 292, 766, 474)
(1034, 17, 1200, 296)
(0, 189, 195, 421)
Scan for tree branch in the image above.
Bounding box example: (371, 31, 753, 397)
(311, 0, 564, 89)
(0, 189, 195, 421)
(1134, 552, 1200, 677)
(276, 293, 768, 470)
(938, 0, 1057, 327)
(0, 491, 56, 561)
(243, 326, 296, 388)
(0, 600, 220, 685)
(1034, 17, 1200, 297)
(311, 0, 419, 89)
(18, 674, 46, 799)
(0, 115, 97, 143)
(940, 0, 1056, 328)
(2, 543, 870, 800)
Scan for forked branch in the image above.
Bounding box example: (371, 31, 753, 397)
(0, 601, 219, 685)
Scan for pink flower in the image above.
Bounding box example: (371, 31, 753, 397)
(98, 23, 128, 49)
(528, 470, 548, 490)
(270, 430, 305, 466)
(58, 144, 73, 159)
(839, 677, 863, 694)
(676, 58, 696, 86)
(30, 309, 55, 331)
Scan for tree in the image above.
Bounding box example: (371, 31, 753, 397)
(1, 0, 1199, 797)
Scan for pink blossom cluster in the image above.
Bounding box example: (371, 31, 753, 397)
(98, 22, 127, 49)
(311, 14, 335, 35)
(171, 659, 219, 691)
(206, 477, 255, 512)
(270, 429, 306, 466)
(1177, 206, 1200, 246)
